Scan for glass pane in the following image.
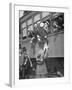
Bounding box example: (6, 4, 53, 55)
(42, 12, 50, 18)
(23, 28, 27, 37)
(22, 22, 26, 28)
(28, 25, 33, 31)
(27, 19, 32, 25)
(34, 14, 40, 22)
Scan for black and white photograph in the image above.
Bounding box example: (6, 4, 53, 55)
(19, 10, 64, 79)
(0, 0, 71, 89)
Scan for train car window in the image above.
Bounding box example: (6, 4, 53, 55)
(21, 22, 26, 29)
(27, 19, 32, 25)
(23, 28, 27, 37)
(34, 14, 40, 22)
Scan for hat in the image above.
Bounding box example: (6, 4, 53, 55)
(22, 47, 26, 52)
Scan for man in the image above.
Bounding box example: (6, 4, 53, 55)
(22, 47, 33, 78)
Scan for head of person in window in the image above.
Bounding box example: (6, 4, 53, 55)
(52, 21, 59, 28)
(43, 21, 49, 32)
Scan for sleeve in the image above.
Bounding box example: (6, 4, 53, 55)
(23, 54, 28, 65)
(29, 57, 33, 67)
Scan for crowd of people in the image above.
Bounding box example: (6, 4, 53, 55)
(28, 14, 64, 39)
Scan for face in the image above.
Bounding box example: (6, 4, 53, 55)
(23, 51, 26, 54)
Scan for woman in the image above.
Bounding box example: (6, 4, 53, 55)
(35, 43, 49, 78)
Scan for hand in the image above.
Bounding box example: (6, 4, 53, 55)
(33, 68, 35, 71)
(31, 64, 33, 67)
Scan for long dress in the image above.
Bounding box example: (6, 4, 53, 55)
(35, 61, 47, 78)
(35, 49, 48, 78)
